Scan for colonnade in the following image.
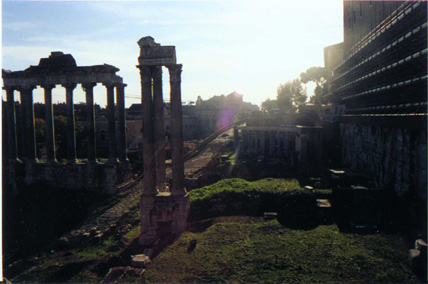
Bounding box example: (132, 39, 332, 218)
(137, 64, 185, 195)
(240, 127, 297, 157)
(4, 82, 127, 164)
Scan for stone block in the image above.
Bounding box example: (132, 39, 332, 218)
(131, 254, 151, 268)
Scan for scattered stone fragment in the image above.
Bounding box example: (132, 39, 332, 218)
(131, 254, 151, 268)
(264, 212, 277, 220)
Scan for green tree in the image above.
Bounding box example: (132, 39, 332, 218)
(300, 67, 327, 105)
(276, 79, 307, 113)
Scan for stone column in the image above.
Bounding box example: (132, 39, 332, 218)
(42, 84, 56, 162)
(63, 83, 77, 162)
(20, 86, 37, 161)
(104, 82, 118, 163)
(5, 87, 19, 162)
(168, 64, 185, 195)
(83, 83, 97, 162)
(152, 66, 166, 191)
(269, 131, 274, 156)
(260, 130, 265, 155)
(139, 66, 157, 195)
(116, 83, 128, 162)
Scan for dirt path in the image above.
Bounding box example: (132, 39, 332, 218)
(65, 129, 234, 242)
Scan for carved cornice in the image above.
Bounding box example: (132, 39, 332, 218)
(168, 64, 182, 83)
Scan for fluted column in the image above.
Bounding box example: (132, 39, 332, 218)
(5, 87, 19, 162)
(42, 84, 56, 162)
(63, 83, 77, 162)
(83, 83, 97, 162)
(104, 82, 118, 163)
(139, 66, 157, 195)
(20, 86, 37, 161)
(152, 66, 166, 192)
(168, 64, 185, 195)
(116, 83, 128, 162)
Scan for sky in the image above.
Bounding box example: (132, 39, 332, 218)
(2, 0, 343, 107)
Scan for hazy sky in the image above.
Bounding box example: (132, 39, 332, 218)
(2, 0, 343, 107)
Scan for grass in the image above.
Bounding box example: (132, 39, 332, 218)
(189, 178, 302, 202)
(125, 225, 141, 240)
(141, 217, 418, 283)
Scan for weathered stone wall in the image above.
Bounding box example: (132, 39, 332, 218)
(340, 123, 427, 198)
(7, 162, 128, 195)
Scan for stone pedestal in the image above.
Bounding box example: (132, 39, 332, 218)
(139, 192, 189, 246)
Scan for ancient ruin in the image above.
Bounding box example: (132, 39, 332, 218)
(136, 36, 189, 246)
(2, 52, 128, 194)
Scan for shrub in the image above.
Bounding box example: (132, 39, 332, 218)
(276, 190, 318, 229)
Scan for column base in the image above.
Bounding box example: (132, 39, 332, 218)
(87, 159, 99, 165)
(66, 159, 77, 165)
(8, 158, 22, 165)
(139, 192, 190, 246)
(107, 158, 119, 165)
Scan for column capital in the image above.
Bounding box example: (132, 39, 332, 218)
(17, 85, 36, 92)
(82, 82, 97, 91)
(41, 84, 56, 90)
(152, 66, 162, 80)
(115, 82, 128, 88)
(2, 86, 16, 91)
(102, 81, 115, 88)
(62, 83, 77, 90)
(138, 66, 152, 83)
(167, 64, 182, 83)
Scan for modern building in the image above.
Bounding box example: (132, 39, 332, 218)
(324, 1, 427, 197)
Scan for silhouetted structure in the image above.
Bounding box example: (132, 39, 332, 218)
(324, 1, 427, 197)
(2, 52, 128, 194)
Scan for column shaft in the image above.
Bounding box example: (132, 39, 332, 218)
(64, 84, 77, 162)
(43, 85, 56, 162)
(5, 88, 18, 161)
(105, 83, 118, 163)
(116, 83, 128, 162)
(83, 83, 97, 162)
(21, 87, 37, 160)
(152, 67, 166, 191)
(139, 66, 157, 195)
(168, 64, 185, 195)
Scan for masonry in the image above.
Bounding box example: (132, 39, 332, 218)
(2, 52, 129, 195)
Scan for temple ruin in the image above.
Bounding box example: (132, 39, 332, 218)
(2, 52, 129, 194)
(137, 36, 189, 246)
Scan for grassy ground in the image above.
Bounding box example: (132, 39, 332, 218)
(137, 217, 418, 283)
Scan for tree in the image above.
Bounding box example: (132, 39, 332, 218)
(276, 79, 307, 113)
(300, 67, 327, 105)
(261, 99, 278, 113)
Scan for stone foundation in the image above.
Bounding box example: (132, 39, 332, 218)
(139, 192, 189, 246)
(5, 160, 128, 194)
(340, 123, 427, 198)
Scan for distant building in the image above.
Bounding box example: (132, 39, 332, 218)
(124, 91, 258, 150)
